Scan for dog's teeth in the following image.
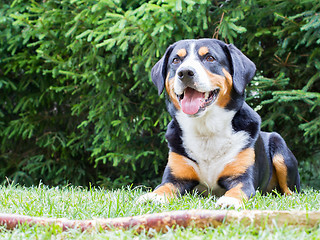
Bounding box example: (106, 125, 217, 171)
(177, 92, 184, 100)
(205, 92, 209, 99)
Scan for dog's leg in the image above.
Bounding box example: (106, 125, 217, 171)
(137, 152, 199, 203)
(215, 183, 249, 209)
(269, 133, 300, 194)
(137, 183, 178, 203)
(216, 148, 256, 209)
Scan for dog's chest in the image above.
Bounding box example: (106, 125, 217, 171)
(176, 107, 249, 190)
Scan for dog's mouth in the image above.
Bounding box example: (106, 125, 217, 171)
(177, 87, 220, 115)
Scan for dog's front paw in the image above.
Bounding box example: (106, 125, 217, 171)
(215, 196, 243, 209)
(137, 192, 168, 204)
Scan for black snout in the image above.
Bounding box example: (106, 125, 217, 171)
(177, 67, 196, 80)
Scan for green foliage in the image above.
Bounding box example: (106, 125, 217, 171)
(0, 0, 319, 187)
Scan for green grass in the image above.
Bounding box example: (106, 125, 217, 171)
(0, 184, 319, 239)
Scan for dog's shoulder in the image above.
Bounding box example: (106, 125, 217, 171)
(232, 102, 261, 147)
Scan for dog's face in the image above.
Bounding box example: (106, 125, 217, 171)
(151, 39, 256, 116)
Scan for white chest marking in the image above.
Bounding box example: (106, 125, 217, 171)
(176, 105, 249, 191)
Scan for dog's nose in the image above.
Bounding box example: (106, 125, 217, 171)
(177, 67, 195, 80)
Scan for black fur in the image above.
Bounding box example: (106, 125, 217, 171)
(149, 39, 300, 204)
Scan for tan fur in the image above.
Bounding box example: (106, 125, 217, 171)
(177, 48, 187, 58)
(198, 46, 209, 56)
(153, 183, 177, 198)
(273, 154, 293, 195)
(224, 183, 248, 201)
(204, 68, 233, 108)
(168, 152, 199, 181)
(218, 148, 255, 179)
(165, 75, 180, 110)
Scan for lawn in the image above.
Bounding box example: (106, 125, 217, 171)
(0, 184, 319, 239)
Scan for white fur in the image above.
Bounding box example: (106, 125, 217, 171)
(215, 196, 242, 209)
(176, 104, 249, 193)
(174, 43, 212, 95)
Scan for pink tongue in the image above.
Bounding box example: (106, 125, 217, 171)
(181, 88, 204, 115)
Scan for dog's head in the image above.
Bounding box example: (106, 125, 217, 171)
(151, 39, 256, 116)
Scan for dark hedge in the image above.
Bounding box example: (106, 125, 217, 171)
(1, 0, 319, 188)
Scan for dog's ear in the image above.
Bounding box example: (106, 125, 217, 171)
(226, 44, 256, 95)
(151, 44, 176, 95)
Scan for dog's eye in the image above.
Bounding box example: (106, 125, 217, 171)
(172, 58, 181, 64)
(206, 55, 215, 62)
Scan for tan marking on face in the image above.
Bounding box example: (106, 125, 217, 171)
(218, 148, 255, 179)
(198, 46, 209, 56)
(204, 68, 233, 108)
(224, 183, 248, 201)
(177, 48, 187, 58)
(273, 154, 293, 195)
(165, 74, 181, 110)
(168, 152, 199, 181)
(153, 183, 177, 199)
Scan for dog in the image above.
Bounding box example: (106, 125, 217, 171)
(138, 38, 300, 208)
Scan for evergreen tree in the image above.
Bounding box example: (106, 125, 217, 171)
(0, 0, 319, 187)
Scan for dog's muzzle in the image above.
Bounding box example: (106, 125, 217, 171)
(177, 66, 197, 87)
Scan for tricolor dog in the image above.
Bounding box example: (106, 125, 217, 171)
(139, 39, 300, 208)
